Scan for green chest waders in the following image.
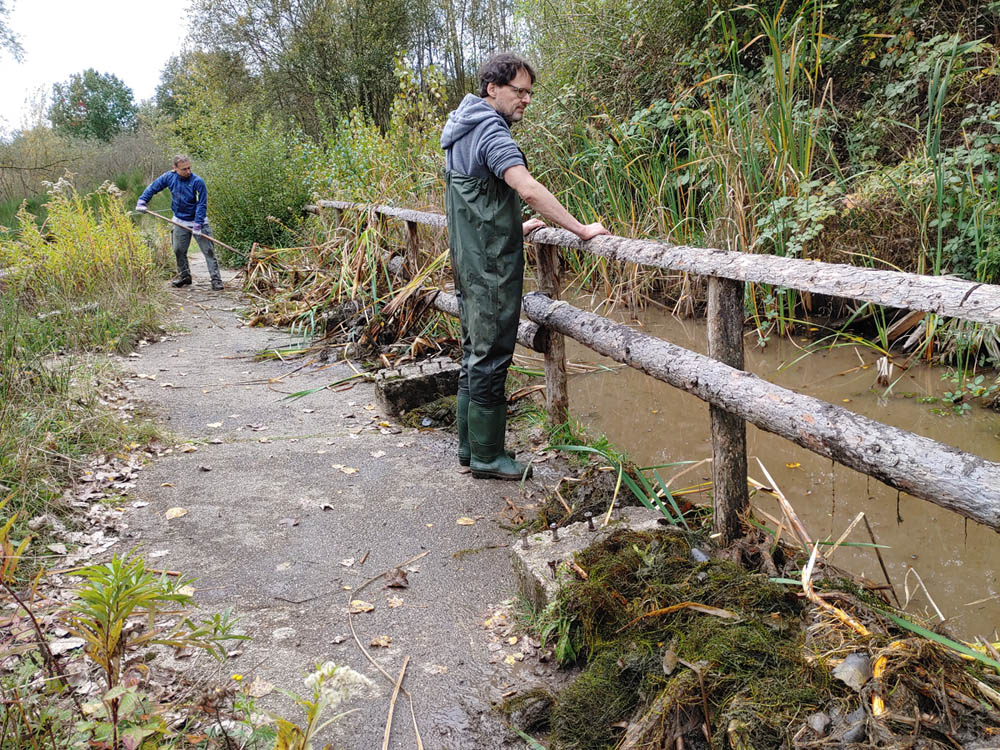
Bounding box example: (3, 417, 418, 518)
(446, 171, 532, 480)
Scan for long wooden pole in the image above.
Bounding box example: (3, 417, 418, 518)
(536, 244, 569, 425)
(311, 201, 1000, 326)
(521, 291, 1000, 531)
(139, 208, 241, 256)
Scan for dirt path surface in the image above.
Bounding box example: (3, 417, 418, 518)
(121, 262, 542, 749)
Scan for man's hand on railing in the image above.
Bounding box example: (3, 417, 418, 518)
(576, 222, 610, 241)
(522, 218, 546, 236)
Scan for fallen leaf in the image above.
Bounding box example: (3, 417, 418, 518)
(370, 450, 386, 459)
(320, 502, 334, 511)
(425, 664, 448, 674)
(349, 600, 374, 614)
(258, 437, 272, 444)
(364, 403, 376, 411)
(785, 462, 801, 469)
(247, 677, 274, 698)
(456, 517, 476, 526)
(302, 409, 315, 414)
(340, 466, 358, 475)
(206, 422, 223, 428)
(178, 585, 195, 596)
(339, 558, 355, 567)
(160, 482, 174, 487)
(198, 465, 212, 472)
(384, 568, 409, 589)
(179, 445, 197, 453)
(504, 654, 517, 665)
(47, 543, 67, 555)
(331, 635, 347, 644)
(277, 517, 300, 528)
(209, 438, 223, 444)
(149, 550, 170, 559)
(387, 596, 404, 608)
(164, 507, 188, 520)
(370, 635, 392, 648)
(507, 636, 519, 645)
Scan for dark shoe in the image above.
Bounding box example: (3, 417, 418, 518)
(468, 402, 532, 480)
(211, 279, 224, 291)
(171, 275, 192, 288)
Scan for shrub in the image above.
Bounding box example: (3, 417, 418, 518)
(200, 113, 316, 264)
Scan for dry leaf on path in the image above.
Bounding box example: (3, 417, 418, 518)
(180, 445, 197, 453)
(198, 465, 212, 472)
(277, 517, 300, 528)
(384, 568, 409, 589)
(370, 450, 385, 459)
(207, 422, 223, 428)
(349, 600, 374, 614)
(164, 507, 188, 520)
(387, 596, 404, 608)
(456, 516, 476, 526)
(340, 467, 358, 475)
(370, 635, 392, 648)
(339, 558, 355, 567)
(247, 676, 274, 698)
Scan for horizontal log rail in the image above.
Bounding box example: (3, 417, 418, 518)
(311, 200, 1000, 326)
(521, 292, 1000, 530)
(309, 199, 1000, 536)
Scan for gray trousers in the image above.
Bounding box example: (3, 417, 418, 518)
(172, 220, 221, 282)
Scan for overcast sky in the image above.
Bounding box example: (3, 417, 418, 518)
(0, 0, 191, 134)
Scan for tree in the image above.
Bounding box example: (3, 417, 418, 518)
(49, 69, 138, 141)
(0, 0, 23, 61)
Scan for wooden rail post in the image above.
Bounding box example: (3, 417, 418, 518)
(536, 244, 569, 425)
(405, 220, 420, 275)
(707, 276, 749, 543)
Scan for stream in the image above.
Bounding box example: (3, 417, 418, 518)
(554, 300, 1000, 640)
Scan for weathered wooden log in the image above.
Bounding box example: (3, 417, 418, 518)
(537, 244, 569, 425)
(521, 291, 1000, 531)
(315, 201, 1000, 326)
(707, 277, 749, 543)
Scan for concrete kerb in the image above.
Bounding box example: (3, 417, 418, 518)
(511, 507, 684, 612)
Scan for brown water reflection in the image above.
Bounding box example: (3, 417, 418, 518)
(557, 300, 1000, 639)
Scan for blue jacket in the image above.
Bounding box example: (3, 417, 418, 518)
(139, 171, 208, 225)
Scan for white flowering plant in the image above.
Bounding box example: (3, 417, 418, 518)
(271, 662, 378, 750)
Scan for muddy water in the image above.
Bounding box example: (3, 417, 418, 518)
(558, 301, 1000, 639)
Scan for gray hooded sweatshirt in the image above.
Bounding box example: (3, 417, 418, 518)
(441, 94, 525, 181)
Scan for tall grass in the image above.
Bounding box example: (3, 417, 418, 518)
(0, 180, 166, 521)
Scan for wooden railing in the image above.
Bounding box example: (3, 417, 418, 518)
(308, 199, 1000, 539)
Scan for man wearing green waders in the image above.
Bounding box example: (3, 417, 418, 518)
(442, 53, 609, 480)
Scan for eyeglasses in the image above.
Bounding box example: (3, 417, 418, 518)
(505, 84, 534, 100)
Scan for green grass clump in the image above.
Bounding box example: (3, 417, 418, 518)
(0, 181, 166, 525)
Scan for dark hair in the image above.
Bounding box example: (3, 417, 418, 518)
(478, 53, 536, 98)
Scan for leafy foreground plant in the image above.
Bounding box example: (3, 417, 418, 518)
(0, 544, 249, 750)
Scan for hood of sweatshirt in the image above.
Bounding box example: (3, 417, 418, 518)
(440, 94, 508, 150)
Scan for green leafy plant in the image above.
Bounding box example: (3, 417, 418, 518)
(62, 553, 245, 749)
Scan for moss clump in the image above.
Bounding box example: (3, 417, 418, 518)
(399, 394, 457, 429)
(544, 529, 823, 750)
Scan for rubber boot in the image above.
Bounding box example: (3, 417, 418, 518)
(171, 275, 192, 288)
(457, 393, 514, 467)
(468, 402, 532, 480)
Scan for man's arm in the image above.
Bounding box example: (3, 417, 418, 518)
(137, 173, 167, 209)
(503, 165, 608, 241)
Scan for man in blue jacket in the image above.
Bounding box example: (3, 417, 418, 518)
(442, 53, 608, 480)
(136, 156, 223, 290)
